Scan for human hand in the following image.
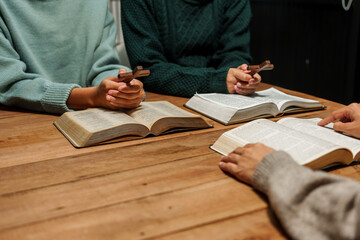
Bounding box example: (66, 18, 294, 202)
(219, 143, 275, 185)
(318, 103, 360, 138)
(91, 69, 144, 109)
(226, 64, 261, 95)
(67, 69, 144, 110)
(96, 79, 144, 109)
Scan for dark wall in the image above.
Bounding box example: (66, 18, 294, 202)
(250, 0, 360, 105)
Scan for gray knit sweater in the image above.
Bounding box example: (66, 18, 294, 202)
(253, 151, 360, 240)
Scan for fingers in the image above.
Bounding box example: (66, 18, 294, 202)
(318, 115, 338, 126)
(118, 79, 143, 92)
(100, 77, 144, 109)
(318, 103, 360, 138)
(106, 96, 142, 109)
(231, 68, 252, 83)
(237, 64, 248, 71)
(228, 68, 261, 95)
(318, 107, 352, 126)
(105, 78, 143, 93)
(333, 121, 350, 133)
(333, 121, 357, 135)
(112, 69, 129, 83)
(218, 161, 239, 176)
(107, 90, 142, 101)
(219, 151, 253, 185)
(106, 85, 144, 109)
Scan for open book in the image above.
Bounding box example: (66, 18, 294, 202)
(184, 88, 325, 125)
(211, 118, 360, 169)
(54, 101, 212, 148)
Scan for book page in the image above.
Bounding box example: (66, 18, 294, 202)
(69, 108, 140, 132)
(221, 119, 342, 165)
(194, 91, 275, 110)
(278, 118, 360, 158)
(127, 101, 199, 129)
(195, 88, 318, 110)
(257, 88, 320, 111)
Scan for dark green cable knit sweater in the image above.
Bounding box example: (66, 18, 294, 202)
(121, 0, 252, 97)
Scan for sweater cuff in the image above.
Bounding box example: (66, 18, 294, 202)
(252, 151, 298, 194)
(41, 82, 80, 114)
(208, 68, 229, 93)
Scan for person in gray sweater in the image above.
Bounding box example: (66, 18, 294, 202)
(219, 103, 360, 240)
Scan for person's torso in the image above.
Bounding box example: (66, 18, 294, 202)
(0, 0, 109, 86)
(153, 0, 221, 68)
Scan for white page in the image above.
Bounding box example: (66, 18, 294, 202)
(261, 88, 319, 109)
(224, 119, 342, 165)
(127, 101, 198, 129)
(196, 88, 318, 110)
(70, 108, 138, 132)
(195, 92, 271, 110)
(278, 117, 360, 158)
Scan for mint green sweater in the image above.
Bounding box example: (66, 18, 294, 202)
(122, 0, 252, 97)
(0, 0, 130, 114)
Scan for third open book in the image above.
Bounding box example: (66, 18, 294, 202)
(211, 117, 360, 169)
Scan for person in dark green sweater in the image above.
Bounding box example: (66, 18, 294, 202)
(121, 0, 261, 97)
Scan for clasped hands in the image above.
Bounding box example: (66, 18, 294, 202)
(67, 68, 144, 110)
(96, 68, 144, 109)
(227, 64, 262, 95)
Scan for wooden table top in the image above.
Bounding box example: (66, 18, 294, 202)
(0, 83, 359, 239)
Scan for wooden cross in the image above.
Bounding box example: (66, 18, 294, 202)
(118, 66, 151, 83)
(248, 60, 274, 76)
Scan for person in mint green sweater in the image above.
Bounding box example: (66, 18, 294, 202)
(0, 0, 144, 114)
(121, 0, 261, 97)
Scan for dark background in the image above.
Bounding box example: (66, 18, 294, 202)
(250, 0, 360, 105)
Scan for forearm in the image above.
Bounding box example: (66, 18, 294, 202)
(253, 151, 360, 240)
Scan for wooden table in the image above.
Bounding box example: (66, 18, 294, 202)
(0, 83, 359, 239)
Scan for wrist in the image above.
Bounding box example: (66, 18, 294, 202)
(67, 87, 98, 110)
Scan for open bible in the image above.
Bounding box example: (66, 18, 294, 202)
(54, 101, 212, 148)
(211, 118, 360, 169)
(184, 88, 325, 125)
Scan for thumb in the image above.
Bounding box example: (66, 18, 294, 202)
(232, 69, 252, 82)
(237, 64, 248, 71)
(333, 121, 354, 135)
(104, 78, 122, 90)
(118, 68, 127, 73)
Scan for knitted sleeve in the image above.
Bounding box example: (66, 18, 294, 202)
(0, 17, 79, 114)
(253, 151, 360, 240)
(88, 8, 131, 87)
(122, 0, 240, 97)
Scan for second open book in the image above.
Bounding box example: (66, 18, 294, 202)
(185, 87, 325, 125)
(211, 117, 360, 169)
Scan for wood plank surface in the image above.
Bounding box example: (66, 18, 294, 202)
(0, 83, 357, 240)
(0, 178, 267, 240)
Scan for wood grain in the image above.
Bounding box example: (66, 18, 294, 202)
(0, 83, 356, 240)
